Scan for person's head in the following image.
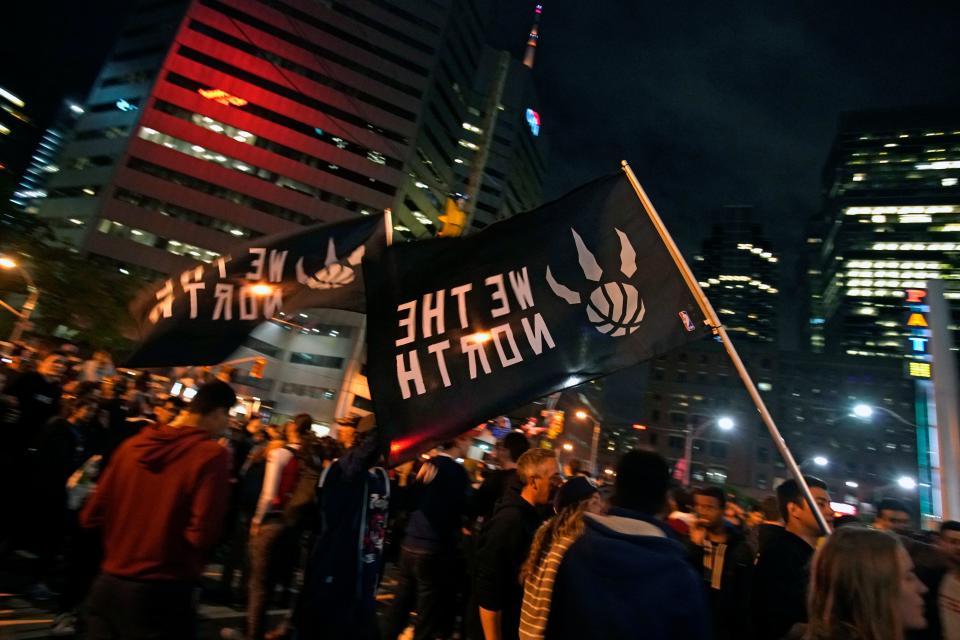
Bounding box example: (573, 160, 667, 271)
(440, 432, 473, 459)
(747, 507, 764, 527)
(517, 448, 559, 506)
(611, 450, 670, 516)
(759, 495, 781, 524)
(285, 413, 313, 444)
(776, 476, 831, 539)
(67, 398, 98, 424)
(566, 458, 585, 478)
(554, 476, 604, 515)
(670, 487, 693, 514)
(807, 527, 927, 640)
(693, 486, 727, 531)
(153, 395, 185, 425)
(876, 499, 912, 533)
(938, 520, 960, 568)
(497, 431, 530, 468)
(185, 380, 236, 435)
(38, 354, 67, 380)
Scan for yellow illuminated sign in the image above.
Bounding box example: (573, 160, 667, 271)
(907, 313, 928, 328)
(908, 361, 932, 378)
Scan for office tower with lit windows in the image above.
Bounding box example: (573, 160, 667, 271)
(36, 0, 497, 271)
(695, 206, 780, 343)
(811, 108, 960, 357)
(10, 98, 87, 214)
(455, 47, 547, 233)
(0, 85, 35, 202)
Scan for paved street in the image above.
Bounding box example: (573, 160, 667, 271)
(0, 562, 404, 639)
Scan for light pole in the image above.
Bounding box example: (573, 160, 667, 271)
(681, 416, 735, 487)
(0, 257, 39, 344)
(574, 409, 601, 476)
(799, 455, 830, 471)
(852, 403, 917, 428)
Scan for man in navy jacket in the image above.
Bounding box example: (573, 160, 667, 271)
(546, 450, 710, 640)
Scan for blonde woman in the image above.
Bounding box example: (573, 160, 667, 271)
(805, 526, 927, 640)
(519, 477, 606, 640)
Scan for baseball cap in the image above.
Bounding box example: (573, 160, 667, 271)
(554, 476, 599, 512)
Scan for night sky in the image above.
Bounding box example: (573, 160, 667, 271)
(3, 1, 960, 418)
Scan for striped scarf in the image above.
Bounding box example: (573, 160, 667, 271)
(518, 533, 579, 640)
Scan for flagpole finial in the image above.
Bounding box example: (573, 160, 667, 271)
(620, 159, 629, 168)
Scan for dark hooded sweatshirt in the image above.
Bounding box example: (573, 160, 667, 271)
(546, 508, 711, 640)
(80, 422, 230, 581)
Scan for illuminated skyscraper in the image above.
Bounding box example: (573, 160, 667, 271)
(10, 98, 86, 214)
(35, 0, 497, 272)
(812, 108, 960, 357)
(695, 206, 780, 344)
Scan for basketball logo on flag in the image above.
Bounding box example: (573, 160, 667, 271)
(295, 237, 365, 290)
(545, 228, 645, 337)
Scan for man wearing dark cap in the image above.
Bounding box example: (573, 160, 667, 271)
(81, 380, 237, 639)
(546, 450, 710, 640)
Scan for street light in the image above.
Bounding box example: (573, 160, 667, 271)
(851, 403, 916, 428)
(0, 256, 39, 344)
(798, 455, 829, 472)
(852, 403, 873, 419)
(562, 442, 574, 452)
(680, 415, 736, 487)
(898, 476, 918, 491)
(574, 409, 601, 476)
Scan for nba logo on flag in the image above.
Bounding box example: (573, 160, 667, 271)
(679, 310, 695, 332)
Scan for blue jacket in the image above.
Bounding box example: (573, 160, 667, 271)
(546, 508, 711, 640)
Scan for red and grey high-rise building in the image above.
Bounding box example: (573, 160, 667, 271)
(33, 0, 549, 424)
(35, 0, 541, 275)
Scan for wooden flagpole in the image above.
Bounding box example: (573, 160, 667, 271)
(620, 160, 832, 536)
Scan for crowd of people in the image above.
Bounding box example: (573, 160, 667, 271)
(2, 343, 960, 640)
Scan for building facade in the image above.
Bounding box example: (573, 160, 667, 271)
(611, 340, 917, 510)
(10, 98, 86, 214)
(811, 108, 960, 358)
(694, 206, 780, 344)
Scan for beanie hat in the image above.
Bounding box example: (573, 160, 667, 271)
(554, 476, 598, 512)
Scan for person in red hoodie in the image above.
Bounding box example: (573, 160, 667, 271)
(80, 380, 236, 639)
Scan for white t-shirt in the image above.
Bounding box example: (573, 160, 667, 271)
(939, 571, 960, 640)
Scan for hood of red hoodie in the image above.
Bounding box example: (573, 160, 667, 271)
(134, 424, 213, 472)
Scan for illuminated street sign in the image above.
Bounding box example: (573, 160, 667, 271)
(908, 361, 932, 379)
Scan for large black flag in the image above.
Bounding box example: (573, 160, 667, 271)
(126, 215, 385, 367)
(364, 173, 712, 463)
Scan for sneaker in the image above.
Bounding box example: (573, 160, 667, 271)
(51, 613, 77, 636)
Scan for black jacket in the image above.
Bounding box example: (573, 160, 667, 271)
(687, 522, 755, 640)
(474, 490, 545, 640)
(752, 527, 815, 640)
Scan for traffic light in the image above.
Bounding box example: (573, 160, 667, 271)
(250, 356, 267, 379)
(437, 198, 466, 237)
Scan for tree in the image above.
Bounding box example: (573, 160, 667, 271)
(0, 221, 146, 354)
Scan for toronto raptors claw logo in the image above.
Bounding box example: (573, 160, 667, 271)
(546, 228, 645, 336)
(295, 238, 364, 289)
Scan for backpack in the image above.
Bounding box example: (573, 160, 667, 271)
(283, 448, 322, 527)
